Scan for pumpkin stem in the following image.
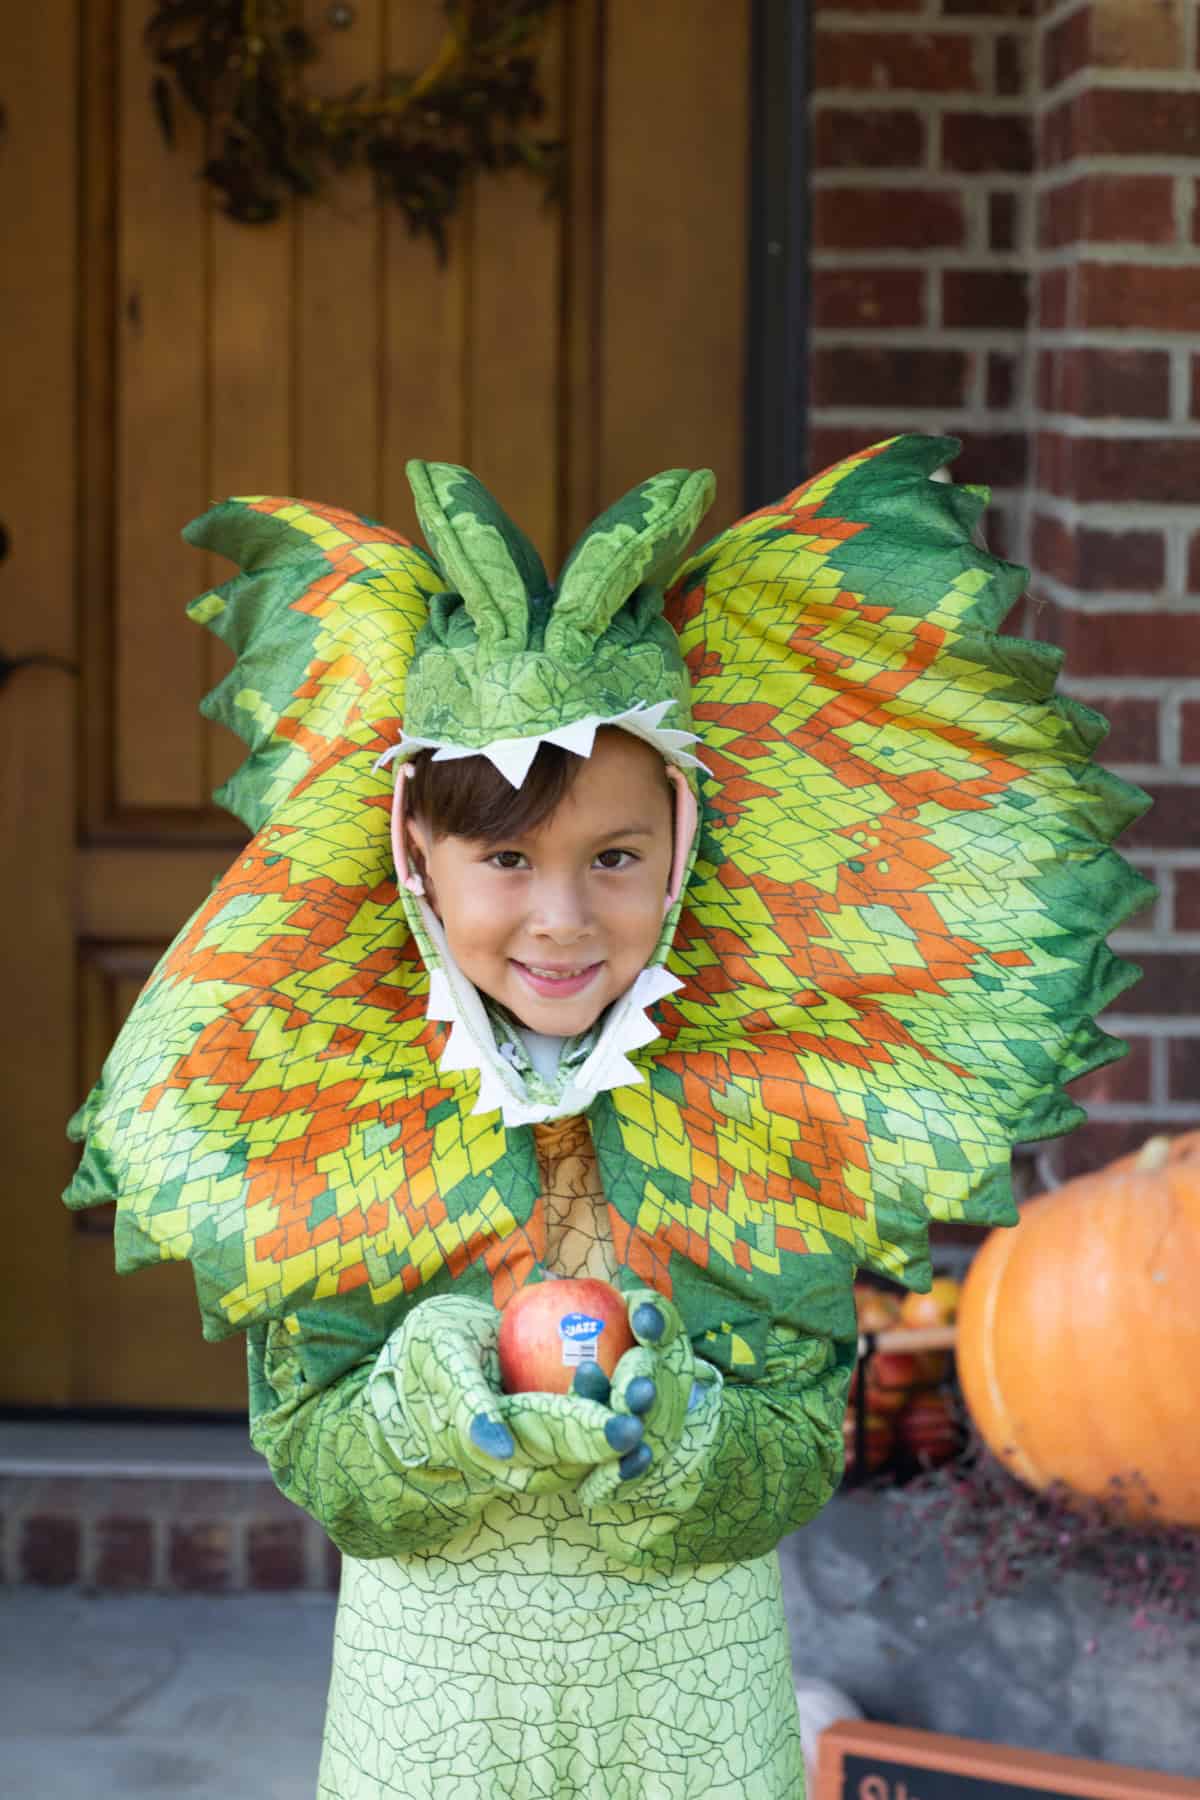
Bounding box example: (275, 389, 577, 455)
(1134, 1135, 1172, 1173)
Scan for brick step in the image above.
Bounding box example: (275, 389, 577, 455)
(0, 1422, 339, 1593)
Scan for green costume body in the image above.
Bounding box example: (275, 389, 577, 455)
(66, 437, 1149, 1796)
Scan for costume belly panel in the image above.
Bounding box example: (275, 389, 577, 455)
(534, 1114, 621, 1286)
(319, 1493, 803, 1800)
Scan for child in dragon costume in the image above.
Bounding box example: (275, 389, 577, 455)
(66, 436, 1149, 1798)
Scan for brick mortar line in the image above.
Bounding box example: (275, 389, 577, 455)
(814, 172, 1032, 189)
(1029, 496, 1200, 530)
(1029, 331, 1183, 353)
(812, 331, 1030, 349)
(1032, 70, 1200, 115)
(1110, 846, 1200, 865)
(1102, 1014, 1200, 1033)
(813, 331, 1194, 365)
(1102, 767, 1197, 785)
(1031, 416, 1200, 440)
(1034, 582, 1196, 616)
(1031, 162, 1200, 191)
(1031, 156, 1200, 185)
(1165, 526, 1189, 600)
(1162, 694, 1185, 769)
(1032, 0, 1091, 32)
(813, 18, 1032, 40)
(1151, 1034, 1169, 1109)
(1170, 346, 1192, 431)
(811, 252, 1025, 271)
(814, 252, 1182, 276)
(1033, 246, 1200, 269)
(1031, 592, 1200, 615)
(813, 327, 1194, 358)
(1111, 932, 1200, 952)
(811, 94, 1031, 113)
(1175, 172, 1194, 252)
(1154, 869, 1174, 936)
(1077, 1103, 1200, 1122)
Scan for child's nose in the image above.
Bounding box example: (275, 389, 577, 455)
(528, 877, 592, 937)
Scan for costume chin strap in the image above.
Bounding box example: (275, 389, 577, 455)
(387, 738, 699, 916)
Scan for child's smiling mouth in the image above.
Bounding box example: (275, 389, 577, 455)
(511, 959, 604, 999)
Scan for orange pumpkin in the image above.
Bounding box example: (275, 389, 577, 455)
(956, 1137, 1200, 1526)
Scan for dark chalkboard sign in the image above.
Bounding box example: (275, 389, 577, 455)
(817, 1721, 1200, 1800)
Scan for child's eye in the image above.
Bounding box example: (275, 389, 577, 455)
(594, 848, 638, 870)
(486, 849, 528, 871)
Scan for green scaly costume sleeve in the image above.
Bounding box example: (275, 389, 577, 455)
(248, 1319, 495, 1560)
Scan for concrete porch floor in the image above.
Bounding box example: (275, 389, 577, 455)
(0, 1587, 335, 1798)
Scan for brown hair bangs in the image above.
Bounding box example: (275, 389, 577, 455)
(406, 743, 586, 844)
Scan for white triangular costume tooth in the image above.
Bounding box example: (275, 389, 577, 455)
(599, 1054, 645, 1089)
(436, 1022, 479, 1074)
(636, 967, 684, 1004)
(484, 737, 543, 787)
(544, 717, 598, 759)
(425, 969, 456, 1023)
(376, 702, 705, 784)
(621, 1014, 663, 1053)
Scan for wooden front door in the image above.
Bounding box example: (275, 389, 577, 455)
(0, 0, 749, 1410)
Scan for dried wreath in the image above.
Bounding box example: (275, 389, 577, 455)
(146, 0, 564, 251)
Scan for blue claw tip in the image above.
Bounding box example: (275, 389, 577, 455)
(572, 1360, 612, 1404)
(618, 1443, 653, 1482)
(469, 1414, 515, 1461)
(631, 1302, 665, 1343)
(604, 1413, 644, 1455)
(686, 1380, 706, 1414)
(625, 1376, 657, 1416)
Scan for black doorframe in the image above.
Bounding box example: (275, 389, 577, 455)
(744, 0, 810, 510)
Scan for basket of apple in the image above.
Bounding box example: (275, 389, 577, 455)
(842, 1276, 962, 1484)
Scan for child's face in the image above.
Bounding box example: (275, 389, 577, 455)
(407, 731, 675, 1036)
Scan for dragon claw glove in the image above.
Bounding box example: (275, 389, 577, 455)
(373, 1294, 641, 1499)
(577, 1289, 698, 1505)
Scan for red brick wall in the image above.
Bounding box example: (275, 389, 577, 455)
(810, 0, 1200, 1176)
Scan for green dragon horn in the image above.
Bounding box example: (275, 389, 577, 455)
(547, 468, 716, 664)
(406, 460, 549, 652)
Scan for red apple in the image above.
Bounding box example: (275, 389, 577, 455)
(863, 1349, 918, 1416)
(498, 1278, 636, 1396)
(896, 1392, 962, 1468)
